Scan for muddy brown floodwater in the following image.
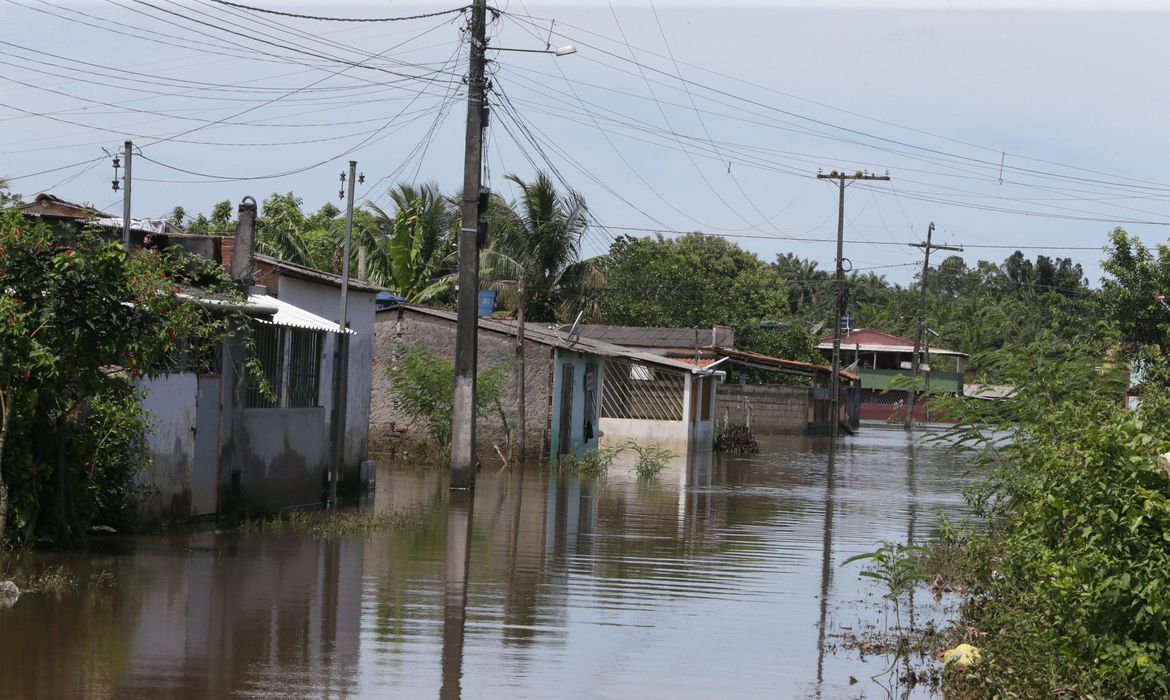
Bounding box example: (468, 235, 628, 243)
(0, 427, 975, 699)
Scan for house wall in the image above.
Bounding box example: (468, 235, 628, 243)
(369, 307, 554, 461)
(137, 373, 199, 521)
(236, 407, 330, 511)
(716, 383, 808, 435)
(599, 417, 691, 455)
(275, 276, 376, 478)
(549, 350, 603, 460)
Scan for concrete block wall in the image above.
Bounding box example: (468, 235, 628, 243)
(716, 383, 809, 435)
(370, 307, 554, 461)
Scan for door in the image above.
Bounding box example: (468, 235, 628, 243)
(192, 375, 221, 515)
(558, 364, 575, 456)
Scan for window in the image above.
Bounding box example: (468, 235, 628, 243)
(246, 324, 282, 408)
(245, 323, 325, 409)
(287, 329, 323, 408)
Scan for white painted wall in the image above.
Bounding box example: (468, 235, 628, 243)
(137, 373, 199, 520)
(275, 276, 376, 476)
(599, 417, 691, 455)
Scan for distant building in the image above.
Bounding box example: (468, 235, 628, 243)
(818, 328, 968, 422)
(370, 304, 721, 463)
(576, 325, 860, 435)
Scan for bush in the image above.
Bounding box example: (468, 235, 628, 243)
(929, 338, 1170, 697)
(385, 343, 507, 451)
(626, 441, 673, 480)
(554, 446, 621, 478)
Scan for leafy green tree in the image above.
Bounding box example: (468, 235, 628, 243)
(180, 200, 235, 237)
(0, 210, 243, 545)
(735, 323, 823, 366)
(598, 232, 788, 329)
(255, 192, 339, 269)
(1, 178, 23, 207)
(1099, 227, 1170, 357)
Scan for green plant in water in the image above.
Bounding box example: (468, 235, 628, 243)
(625, 441, 673, 480)
(843, 540, 931, 632)
(233, 508, 419, 539)
(554, 446, 621, 478)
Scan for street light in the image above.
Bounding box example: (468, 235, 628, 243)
(493, 44, 577, 56)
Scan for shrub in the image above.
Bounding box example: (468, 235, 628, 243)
(625, 441, 673, 480)
(554, 446, 621, 478)
(385, 343, 507, 451)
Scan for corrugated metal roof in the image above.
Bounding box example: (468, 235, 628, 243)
(818, 328, 968, 358)
(575, 324, 735, 348)
(702, 346, 859, 382)
(250, 294, 354, 334)
(380, 304, 707, 374)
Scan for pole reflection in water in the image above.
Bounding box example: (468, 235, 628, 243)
(440, 490, 475, 700)
(907, 434, 919, 631)
(815, 439, 838, 692)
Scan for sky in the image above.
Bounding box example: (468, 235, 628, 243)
(5, 1, 1170, 290)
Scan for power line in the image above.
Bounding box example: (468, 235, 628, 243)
(206, 0, 468, 22)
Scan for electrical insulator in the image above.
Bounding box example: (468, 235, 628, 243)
(358, 173, 365, 185)
(112, 179, 119, 191)
(338, 189, 345, 200)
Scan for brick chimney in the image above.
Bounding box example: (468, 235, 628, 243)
(220, 235, 235, 273)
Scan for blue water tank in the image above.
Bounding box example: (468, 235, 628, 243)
(478, 289, 497, 317)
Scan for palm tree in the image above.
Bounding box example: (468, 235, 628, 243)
(489, 172, 599, 323)
(775, 253, 828, 315)
(356, 183, 457, 298)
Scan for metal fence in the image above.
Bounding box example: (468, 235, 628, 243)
(601, 358, 685, 421)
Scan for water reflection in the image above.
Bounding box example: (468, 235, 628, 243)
(440, 491, 473, 700)
(0, 428, 974, 699)
(815, 441, 837, 691)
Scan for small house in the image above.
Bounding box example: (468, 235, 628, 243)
(370, 304, 720, 464)
(818, 328, 968, 421)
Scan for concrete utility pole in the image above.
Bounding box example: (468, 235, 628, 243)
(121, 140, 132, 250)
(817, 170, 890, 438)
(516, 279, 527, 466)
(451, 0, 488, 489)
(904, 224, 962, 430)
(328, 160, 358, 507)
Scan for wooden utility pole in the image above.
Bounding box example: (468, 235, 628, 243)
(817, 170, 890, 438)
(904, 223, 962, 430)
(451, 0, 488, 489)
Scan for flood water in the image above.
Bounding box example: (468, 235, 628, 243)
(0, 427, 975, 699)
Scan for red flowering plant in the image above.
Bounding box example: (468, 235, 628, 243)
(0, 209, 245, 545)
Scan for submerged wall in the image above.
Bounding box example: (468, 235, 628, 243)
(138, 373, 199, 522)
(236, 407, 329, 512)
(717, 383, 809, 435)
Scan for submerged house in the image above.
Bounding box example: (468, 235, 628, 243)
(13, 192, 380, 516)
(818, 328, 968, 421)
(575, 325, 859, 435)
(369, 304, 720, 463)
